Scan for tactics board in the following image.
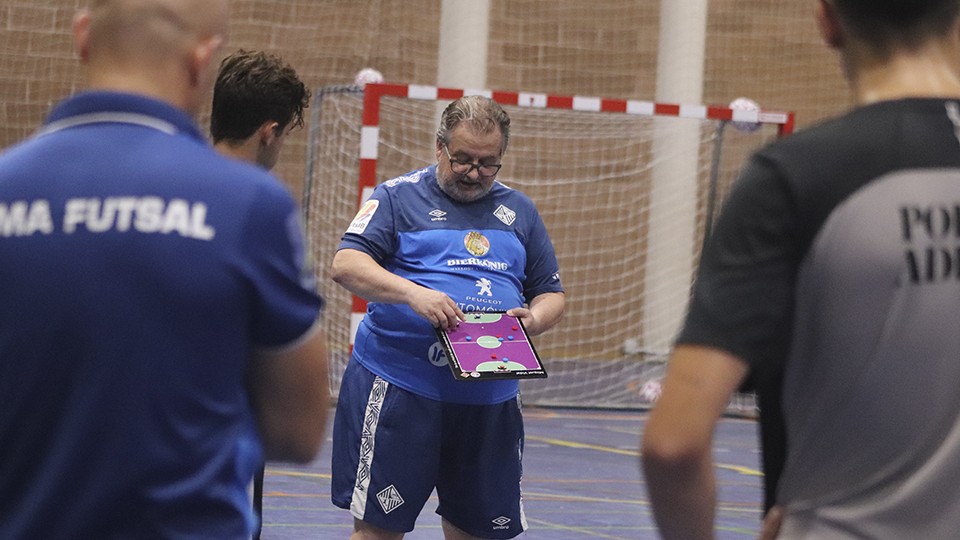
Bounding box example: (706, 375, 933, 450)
(437, 311, 546, 380)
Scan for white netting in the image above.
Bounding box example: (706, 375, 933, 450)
(1, 1, 835, 418)
(305, 87, 784, 414)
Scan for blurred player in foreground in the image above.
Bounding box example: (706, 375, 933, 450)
(210, 48, 313, 539)
(0, 1, 328, 538)
(643, 0, 960, 538)
(330, 95, 565, 539)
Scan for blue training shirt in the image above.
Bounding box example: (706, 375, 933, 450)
(339, 165, 563, 405)
(0, 91, 324, 539)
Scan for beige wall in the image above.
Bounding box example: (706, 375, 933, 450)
(0, 0, 854, 405)
(1, 0, 849, 201)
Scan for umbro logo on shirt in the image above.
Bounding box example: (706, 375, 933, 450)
(429, 209, 447, 222)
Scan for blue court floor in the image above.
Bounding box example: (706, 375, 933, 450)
(260, 407, 763, 539)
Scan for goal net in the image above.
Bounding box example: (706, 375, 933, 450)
(304, 83, 792, 414)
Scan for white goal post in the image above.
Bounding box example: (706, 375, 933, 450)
(304, 82, 793, 412)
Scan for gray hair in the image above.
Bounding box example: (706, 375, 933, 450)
(436, 95, 511, 154)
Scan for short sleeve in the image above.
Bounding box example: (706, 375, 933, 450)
(520, 199, 564, 299)
(336, 186, 396, 264)
(677, 155, 800, 369)
(241, 183, 324, 349)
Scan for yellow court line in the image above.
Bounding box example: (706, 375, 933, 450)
(524, 517, 646, 539)
(525, 490, 647, 506)
(526, 435, 763, 477)
(527, 435, 639, 456)
(523, 490, 759, 515)
(717, 463, 763, 476)
(265, 469, 331, 480)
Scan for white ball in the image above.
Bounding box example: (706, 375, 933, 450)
(639, 380, 662, 404)
(354, 67, 384, 88)
(729, 97, 762, 133)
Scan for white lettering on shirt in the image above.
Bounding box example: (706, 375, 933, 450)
(6, 197, 216, 240)
(0, 200, 54, 237)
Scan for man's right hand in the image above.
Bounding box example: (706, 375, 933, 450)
(331, 248, 464, 329)
(407, 286, 464, 329)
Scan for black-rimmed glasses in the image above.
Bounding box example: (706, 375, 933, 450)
(442, 144, 502, 177)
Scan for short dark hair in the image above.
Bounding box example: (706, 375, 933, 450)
(833, 0, 960, 55)
(210, 49, 310, 143)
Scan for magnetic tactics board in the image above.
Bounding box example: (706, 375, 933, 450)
(437, 312, 546, 380)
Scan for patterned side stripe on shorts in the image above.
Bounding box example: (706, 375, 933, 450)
(350, 376, 389, 519)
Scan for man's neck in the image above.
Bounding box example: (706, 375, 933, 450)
(851, 44, 960, 105)
(215, 139, 258, 165)
(85, 60, 197, 114)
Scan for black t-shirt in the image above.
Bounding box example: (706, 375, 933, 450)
(679, 98, 960, 533)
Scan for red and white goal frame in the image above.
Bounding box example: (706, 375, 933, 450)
(347, 82, 795, 346)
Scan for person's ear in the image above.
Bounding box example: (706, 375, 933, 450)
(816, 0, 843, 49)
(258, 121, 280, 147)
(435, 139, 444, 162)
(188, 34, 224, 86)
(73, 9, 92, 63)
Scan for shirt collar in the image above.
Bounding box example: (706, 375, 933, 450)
(39, 91, 206, 142)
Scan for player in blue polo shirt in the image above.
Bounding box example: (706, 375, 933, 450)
(211, 48, 313, 540)
(0, 2, 329, 538)
(330, 95, 565, 539)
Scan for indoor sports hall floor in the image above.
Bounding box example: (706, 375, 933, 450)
(259, 407, 763, 539)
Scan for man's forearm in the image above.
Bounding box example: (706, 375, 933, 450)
(523, 292, 565, 335)
(644, 449, 717, 539)
(331, 248, 418, 304)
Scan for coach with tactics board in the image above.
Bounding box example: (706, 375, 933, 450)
(330, 95, 565, 539)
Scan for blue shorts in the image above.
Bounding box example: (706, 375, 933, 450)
(331, 358, 527, 539)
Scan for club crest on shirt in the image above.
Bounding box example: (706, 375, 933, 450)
(494, 204, 516, 226)
(347, 199, 379, 234)
(464, 231, 490, 257)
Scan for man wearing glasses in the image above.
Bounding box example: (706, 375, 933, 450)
(330, 95, 565, 540)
